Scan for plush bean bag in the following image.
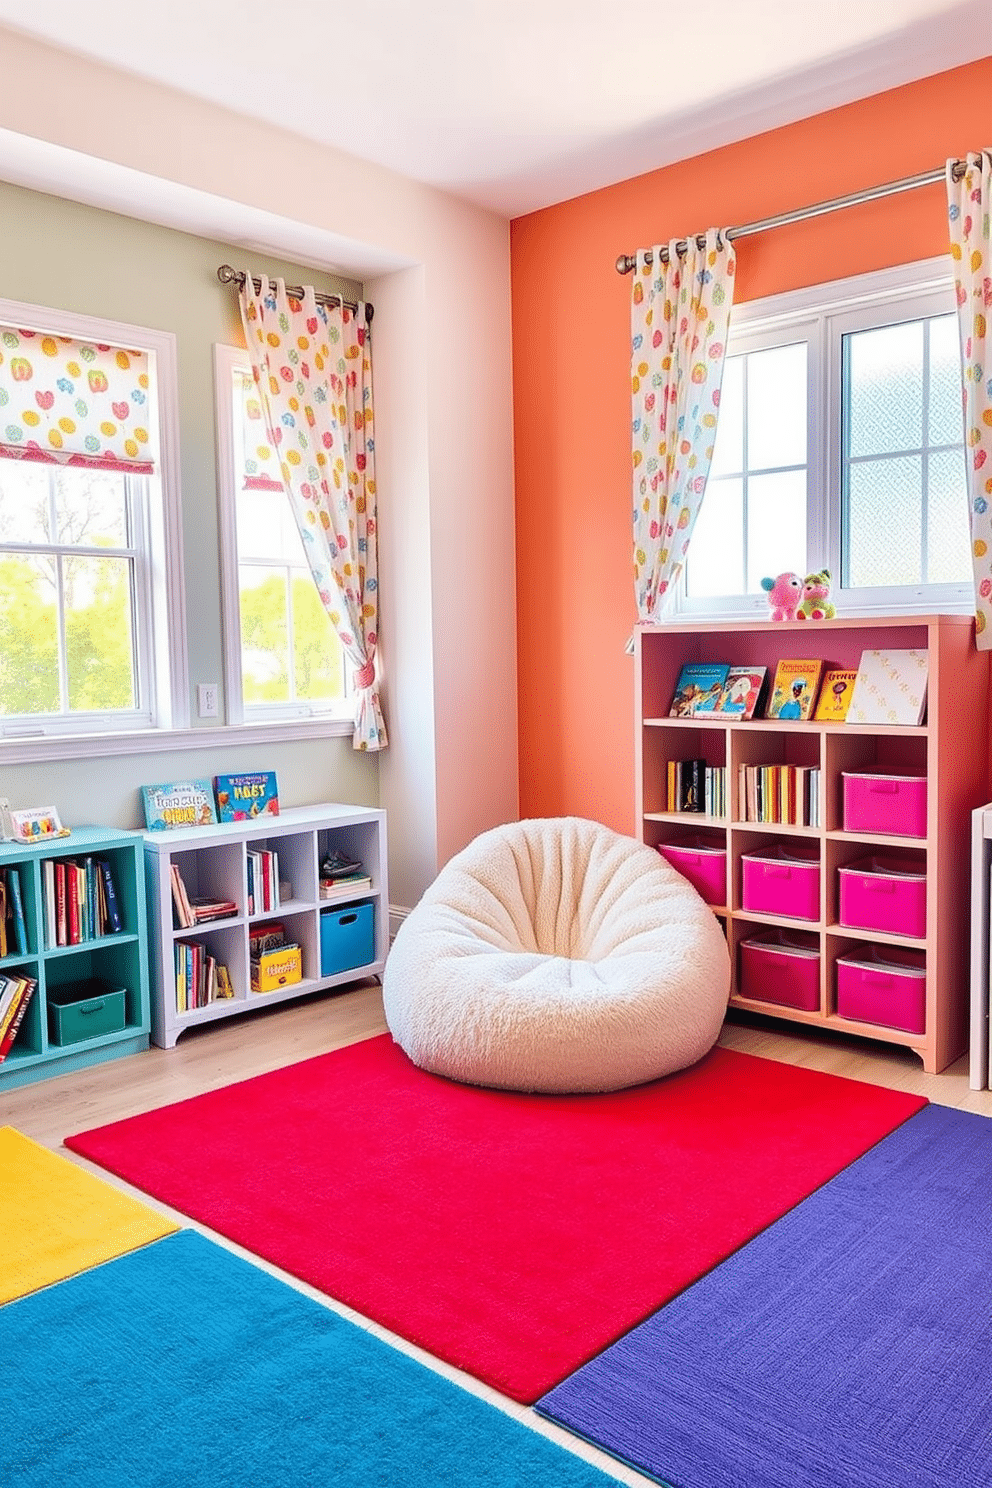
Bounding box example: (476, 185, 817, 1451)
(382, 816, 730, 1093)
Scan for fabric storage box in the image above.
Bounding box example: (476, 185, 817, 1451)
(741, 842, 820, 922)
(47, 978, 126, 1045)
(836, 944, 926, 1033)
(320, 901, 375, 977)
(250, 943, 302, 992)
(837, 855, 926, 939)
(657, 836, 726, 907)
(842, 772, 927, 838)
(739, 929, 820, 1011)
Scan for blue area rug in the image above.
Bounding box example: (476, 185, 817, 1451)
(0, 1230, 615, 1488)
(539, 1104, 992, 1488)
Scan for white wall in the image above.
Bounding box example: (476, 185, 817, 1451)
(0, 29, 519, 910)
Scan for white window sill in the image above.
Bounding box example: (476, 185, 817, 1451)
(0, 714, 354, 766)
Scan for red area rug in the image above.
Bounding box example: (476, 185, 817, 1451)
(66, 1034, 926, 1403)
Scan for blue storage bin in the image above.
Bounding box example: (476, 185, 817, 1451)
(320, 902, 374, 977)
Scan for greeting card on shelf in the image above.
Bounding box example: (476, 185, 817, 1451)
(214, 771, 280, 823)
(668, 663, 731, 718)
(813, 667, 858, 721)
(715, 666, 767, 720)
(142, 780, 218, 832)
(846, 649, 929, 727)
(766, 659, 824, 721)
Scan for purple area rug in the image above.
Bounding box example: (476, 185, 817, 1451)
(539, 1104, 992, 1488)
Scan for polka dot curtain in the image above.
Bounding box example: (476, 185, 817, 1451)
(947, 150, 992, 649)
(239, 276, 386, 750)
(631, 228, 736, 622)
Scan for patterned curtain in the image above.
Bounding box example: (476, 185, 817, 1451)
(239, 276, 386, 750)
(947, 151, 992, 649)
(0, 325, 153, 472)
(632, 228, 736, 621)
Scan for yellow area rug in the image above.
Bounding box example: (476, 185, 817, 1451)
(0, 1126, 178, 1305)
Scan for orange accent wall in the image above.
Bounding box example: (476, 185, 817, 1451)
(511, 56, 992, 835)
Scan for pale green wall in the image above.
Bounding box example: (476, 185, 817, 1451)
(0, 180, 378, 831)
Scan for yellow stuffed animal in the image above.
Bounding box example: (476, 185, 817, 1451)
(797, 568, 835, 620)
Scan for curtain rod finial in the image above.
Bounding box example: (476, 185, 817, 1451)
(616, 253, 633, 275)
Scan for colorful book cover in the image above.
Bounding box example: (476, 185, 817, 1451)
(715, 666, 767, 720)
(668, 663, 731, 718)
(814, 667, 858, 721)
(846, 649, 929, 727)
(214, 771, 280, 823)
(766, 658, 824, 721)
(141, 779, 218, 831)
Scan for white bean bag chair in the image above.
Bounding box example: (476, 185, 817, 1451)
(383, 816, 730, 1093)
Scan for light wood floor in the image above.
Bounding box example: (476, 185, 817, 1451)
(2, 985, 990, 1488)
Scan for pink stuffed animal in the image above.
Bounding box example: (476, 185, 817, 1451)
(760, 571, 803, 621)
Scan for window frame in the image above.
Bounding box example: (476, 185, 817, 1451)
(213, 344, 352, 732)
(676, 255, 971, 620)
(0, 297, 189, 746)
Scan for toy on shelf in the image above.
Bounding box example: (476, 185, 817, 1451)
(797, 568, 836, 621)
(760, 571, 803, 621)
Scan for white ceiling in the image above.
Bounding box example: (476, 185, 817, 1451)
(0, 0, 989, 218)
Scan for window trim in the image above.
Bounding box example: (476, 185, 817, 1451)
(675, 255, 971, 620)
(213, 344, 353, 728)
(0, 295, 189, 737)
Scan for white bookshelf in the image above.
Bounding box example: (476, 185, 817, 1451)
(143, 803, 387, 1048)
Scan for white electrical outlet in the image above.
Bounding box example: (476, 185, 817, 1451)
(197, 683, 219, 719)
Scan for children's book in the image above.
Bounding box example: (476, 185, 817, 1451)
(813, 667, 858, 721)
(714, 666, 767, 720)
(214, 771, 280, 823)
(766, 658, 824, 721)
(141, 780, 218, 831)
(846, 649, 929, 727)
(668, 663, 731, 718)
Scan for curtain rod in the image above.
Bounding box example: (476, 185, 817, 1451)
(614, 155, 977, 274)
(216, 263, 373, 323)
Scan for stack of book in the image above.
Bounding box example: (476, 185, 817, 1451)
(665, 760, 727, 818)
(0, 972, 37, 1063)
(170, 864, 238, 929)
(174, 940, 233, 1013)
(319, 848, 371, 900)
(40, 858, 122, 949)
(247, 848, 280, 914)
(0, 865, 29, 956)
(737, 764, 821, 826)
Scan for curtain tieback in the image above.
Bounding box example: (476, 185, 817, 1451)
(355, 658, 376, 690)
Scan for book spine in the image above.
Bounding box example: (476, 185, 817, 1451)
(67, 863, 80, 946)
(8, 868, 28, 955)
(98, 860, 123, 934)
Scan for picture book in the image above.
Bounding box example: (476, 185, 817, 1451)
(214, 771, 280, 823)
(813, 667, 858, 721)
(715, 666, 767, 720)
(847, 649, 929, 727)
(141, 779, 218, 831)
(668, 663, 731, 718)
(766, 658, 824, 721)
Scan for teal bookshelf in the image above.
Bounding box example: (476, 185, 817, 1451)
(0, 826, 150, 1091)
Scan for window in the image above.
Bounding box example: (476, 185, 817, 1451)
(0, 301, 185, 741)
(214, 346, 349, 726)
(683, 258, 971, 616)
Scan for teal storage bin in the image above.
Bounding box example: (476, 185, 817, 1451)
(320, 902, 374, 977)
(47, 978, 127, 1045)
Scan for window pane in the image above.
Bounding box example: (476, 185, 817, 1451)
(0, 552, 59, 713)
(710, 357, 743, 477)
(685, 477, 744, 597)
(237, 488, 302, 563)
(0, 460, 50, 543)
(64, 555, 136, 711)
(746, 470, 807, 592)
(847, 455, 922, 587)
(291, 576, 344, 702)
(54, 468, 128, 549)
(927, 449, 971, 584)
(847, 321, 924, 457)
(747, 343, 807, 471)
(928, 314, 964, 448)
(239, 566, 290, 703)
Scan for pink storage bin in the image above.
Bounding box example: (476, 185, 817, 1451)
(739, 929, 820, 1011)
(741, 842, 820, 922)
(837, 855, 926, 939)
(842, 772, 927, 838)
(657, 836, 726, 907)
(836, 944, 926, 1033)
